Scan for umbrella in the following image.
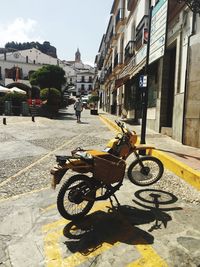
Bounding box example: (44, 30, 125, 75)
(0, 85, 12, 93)
(10, 87, 26, 94)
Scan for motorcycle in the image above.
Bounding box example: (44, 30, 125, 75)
(51, 120, 164, 221)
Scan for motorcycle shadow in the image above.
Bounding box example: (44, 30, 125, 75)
(63, 205, 157, 256)
(63, 189, 181, 256)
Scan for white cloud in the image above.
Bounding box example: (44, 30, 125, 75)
(0, 17, 44, 47)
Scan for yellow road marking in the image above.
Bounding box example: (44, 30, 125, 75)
(127, 244, 168, 267)
(0, 134, 81, 188)
(43, 200, 168, 267)
(99, 115, 119, 133)
(44, 229, 63, 267)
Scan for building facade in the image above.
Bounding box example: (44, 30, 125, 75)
(64, 49, 95, 96)
(95, 0, 200, 148)
(0, 48, 95, 97)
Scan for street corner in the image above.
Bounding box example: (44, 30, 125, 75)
(42, 200, 168, 267)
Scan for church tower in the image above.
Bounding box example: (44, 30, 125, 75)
(75, 48, 81, 62)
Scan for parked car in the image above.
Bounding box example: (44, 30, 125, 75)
(81, 96, 89, 109)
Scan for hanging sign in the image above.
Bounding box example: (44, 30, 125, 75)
(149, 0, 169, 64)
(139, 75, 147, 88)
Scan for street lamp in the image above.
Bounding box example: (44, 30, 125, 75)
(177, 0, 200, 13)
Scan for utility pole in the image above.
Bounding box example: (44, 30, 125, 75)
(140, 1, 153, 148)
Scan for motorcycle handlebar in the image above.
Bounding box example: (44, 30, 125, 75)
(115, 120, 125, 132)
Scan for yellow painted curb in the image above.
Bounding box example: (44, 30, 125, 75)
(152, 149, 200, 190)
(99, 114, 200, 191)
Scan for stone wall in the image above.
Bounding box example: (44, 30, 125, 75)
(184, 36, 200, 147)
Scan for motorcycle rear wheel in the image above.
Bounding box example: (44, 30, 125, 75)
(127, 156, 164, 186)
(57, 174, 96, 220)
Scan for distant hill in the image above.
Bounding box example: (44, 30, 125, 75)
(2, 41, 57, 58)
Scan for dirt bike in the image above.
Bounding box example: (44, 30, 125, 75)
(50, 120, 164, 221)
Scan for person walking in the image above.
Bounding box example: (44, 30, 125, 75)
(74, 98, 83, 123)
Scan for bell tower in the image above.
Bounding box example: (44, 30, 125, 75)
(75, 48, 81, 62)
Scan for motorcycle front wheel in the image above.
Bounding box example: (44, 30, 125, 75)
(57, 174, 96, 221)
(127, 156, 164, 186)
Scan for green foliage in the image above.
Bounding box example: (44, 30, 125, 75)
(40, 88, 61, 103)
(5, 41, 57, 58)
(0, 97, 4, 105)
(30, 65, 66, 90)
(88, 95, 99, 103)
(4, 93, 27, 105)
(40, 88, 61, 115)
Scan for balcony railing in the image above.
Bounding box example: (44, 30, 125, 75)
(105, 65, 112, 80)
(124, 41, 135, 62)
(114, 53, 123, 68)
(135, 16, 149, 50)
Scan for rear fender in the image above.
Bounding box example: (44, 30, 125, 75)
(50, 166, 68, 189)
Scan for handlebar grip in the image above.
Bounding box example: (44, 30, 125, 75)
(115, 120, 122, 127)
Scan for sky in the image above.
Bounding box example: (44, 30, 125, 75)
(0, 0, 113, 66)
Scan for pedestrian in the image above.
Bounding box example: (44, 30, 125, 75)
(74, 98, 83, 123)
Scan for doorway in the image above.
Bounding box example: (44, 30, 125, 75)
(160, 46, 176, 130)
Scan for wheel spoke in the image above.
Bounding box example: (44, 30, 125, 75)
(128, 156, 163, 186)
(57, 175, 96, 220)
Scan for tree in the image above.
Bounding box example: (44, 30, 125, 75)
(30, 65, 66, 90)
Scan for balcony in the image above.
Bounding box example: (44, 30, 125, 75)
(135, 16, 149, 51)
(104, 65, 112, 80)
(127, 0, 137, 12)
(97, 56, 104, 70)
(114, 53, 123, 69)
(124, 41, 135, 62)
(115, 8, 125, 32)
(109, 28, 117, 44)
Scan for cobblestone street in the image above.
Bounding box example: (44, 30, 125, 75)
(0, 106, 200, 267)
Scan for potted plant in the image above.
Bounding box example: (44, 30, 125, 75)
(88, 95, 99, 115)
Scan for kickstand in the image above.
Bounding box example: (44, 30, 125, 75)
(109, 193, 120, 209)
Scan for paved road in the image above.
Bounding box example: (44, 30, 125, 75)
(0, 106, 200, 267)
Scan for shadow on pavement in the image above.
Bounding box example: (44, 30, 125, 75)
(132, 188, 182, 231)
(62, 188, 181, 255)
(54, 110, 76, 121)
(63, 208, 154, 255)
(157, 148, 200, 161)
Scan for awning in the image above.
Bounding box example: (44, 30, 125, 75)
(114, 74, 130, 90)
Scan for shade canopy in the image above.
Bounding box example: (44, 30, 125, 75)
(0, 86, 26, 95)
(0, 86, 12, 93)
(10, 87, 26, 94)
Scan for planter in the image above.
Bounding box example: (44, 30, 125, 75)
(90, 109, 98, 115)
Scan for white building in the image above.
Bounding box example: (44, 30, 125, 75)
(0, 48, 59, 88)
(0, 47, 95, 97)
(63, 49, 95, 96)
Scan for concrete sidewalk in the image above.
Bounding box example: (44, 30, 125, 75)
(98, 111, 200, 191)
